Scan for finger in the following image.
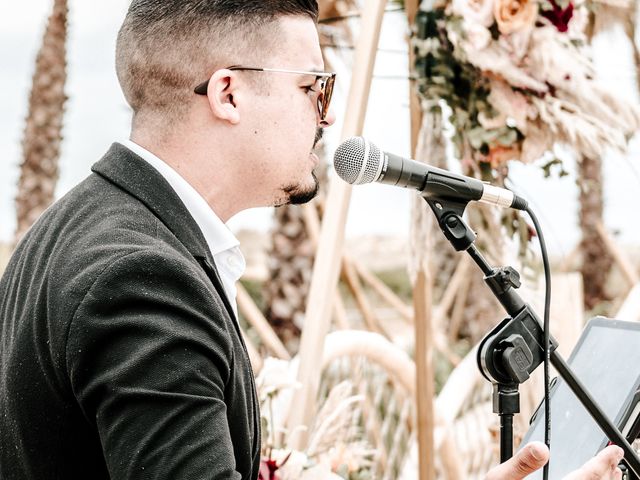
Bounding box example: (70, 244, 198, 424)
(563, 445, 624, 480)
(485, 442, 549, 480)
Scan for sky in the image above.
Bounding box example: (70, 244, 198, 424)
(2, 1, 640, 259)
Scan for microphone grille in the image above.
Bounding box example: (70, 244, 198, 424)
(333, 136, 382, 185)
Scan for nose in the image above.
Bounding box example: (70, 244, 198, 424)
(319, 109, 336, 128)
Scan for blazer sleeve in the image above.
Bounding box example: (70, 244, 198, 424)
(65, 248, 243, 480)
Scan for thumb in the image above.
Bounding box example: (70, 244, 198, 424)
(485, 442, 549, 480)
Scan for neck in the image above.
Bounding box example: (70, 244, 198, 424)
(129, 128, 248, 222)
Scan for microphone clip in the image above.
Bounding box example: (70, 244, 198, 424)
(424, 196, 476, 251)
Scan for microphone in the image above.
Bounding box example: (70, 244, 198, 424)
(333, 136, 527, 210)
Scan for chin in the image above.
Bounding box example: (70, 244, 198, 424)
(279, 173, 320, 206)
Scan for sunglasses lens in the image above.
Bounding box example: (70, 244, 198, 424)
(318, 75, 335, 121)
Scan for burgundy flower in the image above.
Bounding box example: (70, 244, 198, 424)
(258, 458, 280, 480)
(540, 0, 574, 33)
(258, 451, 292, 480)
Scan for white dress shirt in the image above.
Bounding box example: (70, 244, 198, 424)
(120, 140, 245, 319)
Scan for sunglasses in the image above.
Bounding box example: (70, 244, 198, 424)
(194, 66, 336, 123)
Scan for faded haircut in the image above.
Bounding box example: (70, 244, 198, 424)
(115, 0, 318, 125)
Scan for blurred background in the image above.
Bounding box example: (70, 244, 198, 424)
(3, 1, 640, 478)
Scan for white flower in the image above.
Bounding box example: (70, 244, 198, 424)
(567, 3, 589, 41)
(465, 21, 492, 50)
(452, 0, 495, 28)
(269, 449, 309, 479)
(487, 78, 534, 130)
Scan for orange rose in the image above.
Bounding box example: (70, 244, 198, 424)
(493, 0, 538, 35)
(486, 145, 521, 167)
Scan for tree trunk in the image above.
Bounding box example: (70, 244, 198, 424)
(14, 0, 68, 245)
(575, 3, 634, 311)
(578, 154, 612, 310)
(263, 201, 317, 354)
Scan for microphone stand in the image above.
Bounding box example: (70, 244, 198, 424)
(423, 195, 640, 475)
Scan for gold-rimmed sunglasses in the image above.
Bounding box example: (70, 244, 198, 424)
(194, 66, 336, 123)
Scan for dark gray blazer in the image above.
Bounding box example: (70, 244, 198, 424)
(0, 143, 261, 479)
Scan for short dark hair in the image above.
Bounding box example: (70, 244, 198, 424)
(115, 0, 319, 125)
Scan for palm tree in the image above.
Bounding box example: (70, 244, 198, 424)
(578, 1, 637, 310)
(14, 0, 68, 245)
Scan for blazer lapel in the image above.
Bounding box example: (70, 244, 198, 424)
(91, 143, 237, 322)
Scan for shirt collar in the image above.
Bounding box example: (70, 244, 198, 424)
(119, 139, 240, 256)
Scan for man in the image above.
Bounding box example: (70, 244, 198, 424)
(0, 1, 625, 479)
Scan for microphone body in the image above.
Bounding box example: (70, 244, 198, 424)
(333, 137, 527, 210)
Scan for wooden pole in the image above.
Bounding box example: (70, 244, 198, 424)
(236, 283, 291, 360)
(332, 291, 351, 330)
(240, 329, 263, 373)
(302, 203, 351, 329)
(406, 1, 437, 477)
(353, 259, 414, 321)
(433, 256, 471, 326)
(414, 267, 436, 480)
(287, 0, 388, 449)
(406, 0, 423, 156)
(448, 272, 472, 342)
(342, 257, 387, 336)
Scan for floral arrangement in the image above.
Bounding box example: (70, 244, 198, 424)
(256, 358, 374, 480)
(414, 0, 640, 177)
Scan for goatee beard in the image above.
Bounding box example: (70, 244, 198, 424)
(283, 171, 320, 205)
(279, 129, 323, 206)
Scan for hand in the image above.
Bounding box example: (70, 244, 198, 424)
(484, 442, 625, 480)
(563, 445, 624, 480)
(485, 441, 549, 480)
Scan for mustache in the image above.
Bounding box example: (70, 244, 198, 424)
(313, 128, 324, 147)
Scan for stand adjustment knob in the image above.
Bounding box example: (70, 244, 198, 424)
(501, 334, 533, 384)
(499, 267, 521, 289)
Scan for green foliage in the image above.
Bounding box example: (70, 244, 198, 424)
(540, 157, 569, 178)
(414, 9, 522, 166)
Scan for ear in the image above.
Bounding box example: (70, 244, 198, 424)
(206, 69, 240, 125)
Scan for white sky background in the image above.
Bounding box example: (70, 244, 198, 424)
(2, 1, 640, 258)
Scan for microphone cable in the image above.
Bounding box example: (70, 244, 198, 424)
(525, 205, 552, 480)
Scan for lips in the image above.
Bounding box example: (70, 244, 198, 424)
(309, 152, 319, 168)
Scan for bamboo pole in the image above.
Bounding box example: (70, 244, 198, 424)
(302, 203, 321, 246)
(236, 283, 291, 360)
(342, 257, 387, 336)
(414, 267, 436, 480)
(406, 0, 423, 156)
(353, 259, 414, 321)
(240, 329, 263, 374)
(406, 0, 437, 477)
(332, 291, 351, 330)
(434, 331, 461, 366)
(448, 272, 472, 342)
(302, 203, 350, 329)
(309, 201, 413, 327)
(287, 0, 388, 449)
(433, 256, 471, 326)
